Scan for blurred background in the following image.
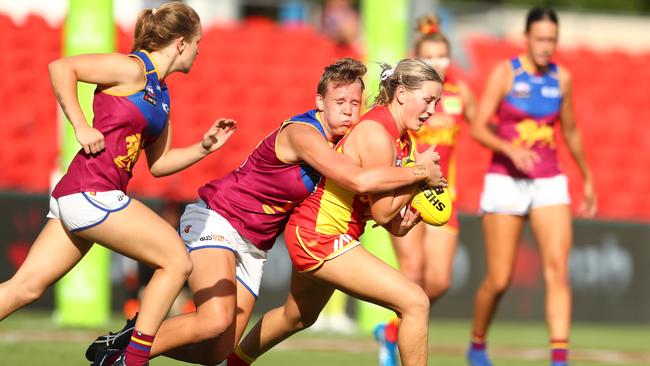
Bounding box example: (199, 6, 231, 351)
(0, 0, 649, 365)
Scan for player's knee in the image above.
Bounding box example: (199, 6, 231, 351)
(425, 276, 451, 300)
(485, 274, 511, 295)
(401, 262, 424, 285)
(299, 312, 321, 330)
(543, 260, 569, 284)
(401, 287, 430, 318)
(163, 251, 193, 280)
(283, 308, 318, 331)
(179, 255, 194, 278)
(16, 281, 46, 306)
(195, 315, 232, 341)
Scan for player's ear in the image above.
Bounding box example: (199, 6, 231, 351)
(315, 94, 325, 111)
(176, 37, 185, 54)
(395, 85, 407, 105)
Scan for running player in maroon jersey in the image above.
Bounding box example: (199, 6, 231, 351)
(0, 4, 237, 366)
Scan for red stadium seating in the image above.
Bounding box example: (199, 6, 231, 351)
(0, 17, 647, 222)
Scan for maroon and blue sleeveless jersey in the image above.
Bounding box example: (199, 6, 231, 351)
(488, 56, 563, 178)
(52, 50, 170, 198)
(199, 110, 327, 251)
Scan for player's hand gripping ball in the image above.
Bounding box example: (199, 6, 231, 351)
(410, 184, 452, 226)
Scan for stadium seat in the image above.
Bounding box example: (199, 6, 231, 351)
(1, 17, 647, 222)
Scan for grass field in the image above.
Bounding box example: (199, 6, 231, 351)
(1, 312, 648, 365)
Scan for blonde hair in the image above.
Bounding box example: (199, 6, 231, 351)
(413, 14, 450, 58)
(317, 58, 367, 96)
(131, 2, 201, 53)
(372, 58, 442, 106)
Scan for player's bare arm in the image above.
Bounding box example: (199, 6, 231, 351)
(280, 123, 440, 194)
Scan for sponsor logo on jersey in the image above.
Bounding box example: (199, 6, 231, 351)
(530, 75, 545, 84)
(541, 86, 561, 99)
(262, 201, 297, 215)
(143, 85, 157, 106)
(143, 92, 156, 106)
(513, 81, 531, 98)
(114, 133, 143, 172)
(333, 234, 354, 251)
(513, 119, 555, 148)
(199, 234, 226, 242)
(395, 141, 412, 167)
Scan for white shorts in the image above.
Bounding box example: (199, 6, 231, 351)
(47, 190, 131, 232)
(179, 200, 267, 298)
(479, 173, 570, 215)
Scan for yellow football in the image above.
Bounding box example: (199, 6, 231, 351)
(410, 184, 453, 226)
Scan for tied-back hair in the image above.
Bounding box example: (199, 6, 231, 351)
(131, 2, 201, 53)
(525, 6, 558, 33)
(317, 58, 367, 96)
(372, 58, 442, 107)
(413, 14, 450, 57)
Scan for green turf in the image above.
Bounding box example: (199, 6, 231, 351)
(1, 312, 648, 365)
(428, 318, 650, 351)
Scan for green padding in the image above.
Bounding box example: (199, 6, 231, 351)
(54, 0, 114, 327)
(54, 248, 111, 327)
(357, 221, 398, 333)
(361, 0, 408, 105)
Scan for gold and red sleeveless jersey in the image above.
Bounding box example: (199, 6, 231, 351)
(411, 74, 465, 199)
(288, 105, 415, 239)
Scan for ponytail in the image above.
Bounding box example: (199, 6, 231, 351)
(131, 2, 201, 53)
(372, 59, 442, 107)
